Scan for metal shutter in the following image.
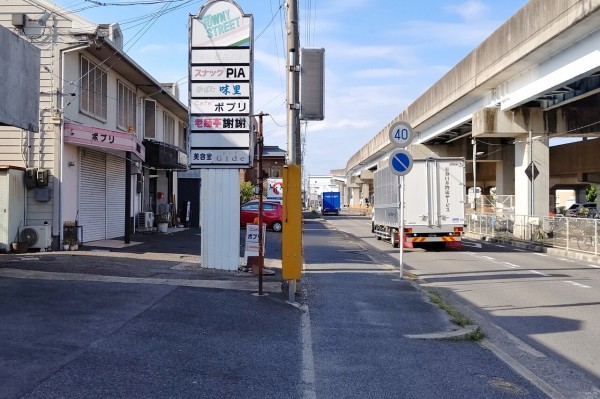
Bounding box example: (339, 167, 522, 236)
(80, 150, 107, 242)
(106, 154, 125, 239)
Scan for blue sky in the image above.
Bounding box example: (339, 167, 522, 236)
(53, 0, 528, 175)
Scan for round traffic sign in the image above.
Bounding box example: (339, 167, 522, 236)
(388, 121, 414, 148)
(388, 149, 413, 176)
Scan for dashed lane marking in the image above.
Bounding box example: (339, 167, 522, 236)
(564, 281, 592, 289)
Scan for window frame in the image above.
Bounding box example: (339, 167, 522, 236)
(117, 80, 137, 132)
(163, 112, 175, 145)
(144, 99, 156, 139)
(80, 55, 107, 121)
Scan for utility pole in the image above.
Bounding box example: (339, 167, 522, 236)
(282, 0, 303, 303)
(287, 0, 301, 164)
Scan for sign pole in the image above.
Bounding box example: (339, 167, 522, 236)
(387, 121, 414, 281)
(257, 113, 264, 295)
(398, 175, 405, 279)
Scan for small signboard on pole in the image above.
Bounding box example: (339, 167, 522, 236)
(244, 223, 266, 262)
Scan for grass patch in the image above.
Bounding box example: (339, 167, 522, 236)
(428, 289, 485, 341)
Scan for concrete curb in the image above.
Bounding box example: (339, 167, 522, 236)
(404, 324, 479, 340)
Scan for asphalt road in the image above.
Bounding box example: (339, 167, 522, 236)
(0, 216, 554, 398)
(324, 212, 600, 398)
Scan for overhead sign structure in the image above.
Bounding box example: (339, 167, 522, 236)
(189, 0, 253, 168)
(389, 121, 414, 148)
(389, 149, 413, 176)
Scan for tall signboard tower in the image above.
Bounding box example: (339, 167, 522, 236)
(189, 0, 253, 269)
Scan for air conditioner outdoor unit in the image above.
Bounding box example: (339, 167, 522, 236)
(20, 225, 52, 251)
(138, 212, 154, 228)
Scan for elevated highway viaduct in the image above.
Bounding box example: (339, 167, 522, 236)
(335, 0, 600, 216)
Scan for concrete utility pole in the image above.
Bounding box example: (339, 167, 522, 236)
(287, 0, 301, 164)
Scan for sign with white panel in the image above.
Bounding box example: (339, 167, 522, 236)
(190, 148, 250, 166)
(191, 82, 250, 98)
(191, 99, 250, 115)
(191, 132, 250, 148)
(190, 115, 249, 131)
(191, 66, 250, 81)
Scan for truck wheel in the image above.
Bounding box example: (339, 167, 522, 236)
(390, 229, 399, 248)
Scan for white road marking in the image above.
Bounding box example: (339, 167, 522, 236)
(589, 264, 600, 269)
(533, 253, 548, 257)
(495, 245, 506, 248)
(299, 304, 317, 399)
(558, 258, 576, 263)
(461, 242, 483, 248)
(565, 281, 592, 289)
(481, 256, 495, 260)
(502, 262, 521, 269)
(529, 270, 550, 277)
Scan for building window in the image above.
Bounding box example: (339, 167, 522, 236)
(179, 122, 187, 150)
(117, 81, 136, 132)
(163, 112, 175, 145)
(80, 56, 107, 120)
(144, 99, 156, 139)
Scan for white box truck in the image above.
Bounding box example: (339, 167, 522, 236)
(372, 157, 466, 249)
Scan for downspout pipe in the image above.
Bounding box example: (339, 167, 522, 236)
(59, 43, 91, 244)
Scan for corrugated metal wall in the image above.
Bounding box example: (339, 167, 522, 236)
(200, 169, 240, 270)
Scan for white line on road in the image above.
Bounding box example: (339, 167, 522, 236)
(529, 270, 550, 277)
(481, 256, 495, 261)
(564, 281, 592, 289)
(589, 264, 600, 269)
(495, 245, 506, 248)
(558, 258, 576, 263)
(502, 262, 521, 269)
(299, 304, 317, 399)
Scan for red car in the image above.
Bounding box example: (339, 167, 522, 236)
(240, 200, 283, 232)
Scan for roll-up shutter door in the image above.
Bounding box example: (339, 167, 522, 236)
(80, 150, 106, 242)
(106, 154, 125, 239)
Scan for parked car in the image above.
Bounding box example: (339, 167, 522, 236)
(240, 200, 283, 232)
(565, 202, 597, 217)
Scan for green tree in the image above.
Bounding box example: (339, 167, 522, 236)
(240, 181, 254, 204)
(586, 185, 597, 202)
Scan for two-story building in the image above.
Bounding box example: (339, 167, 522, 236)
(0, 0, 188, 249)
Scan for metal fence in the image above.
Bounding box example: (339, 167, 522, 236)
(466, 213, 600, 256)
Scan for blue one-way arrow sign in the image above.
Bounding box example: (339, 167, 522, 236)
(389, 149, 413, 176)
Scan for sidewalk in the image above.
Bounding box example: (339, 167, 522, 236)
(1, 226, 283, 294)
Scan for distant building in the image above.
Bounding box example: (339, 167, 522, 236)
(243, 145, 286, 188)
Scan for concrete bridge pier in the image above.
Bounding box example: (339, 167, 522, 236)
(473, 107, 550, 217)
(514, 132, 549, 217)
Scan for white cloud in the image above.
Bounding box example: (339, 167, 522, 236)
(444, 1, 489, 21)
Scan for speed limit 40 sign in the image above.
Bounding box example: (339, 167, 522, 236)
(389, 121, 414, 148)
